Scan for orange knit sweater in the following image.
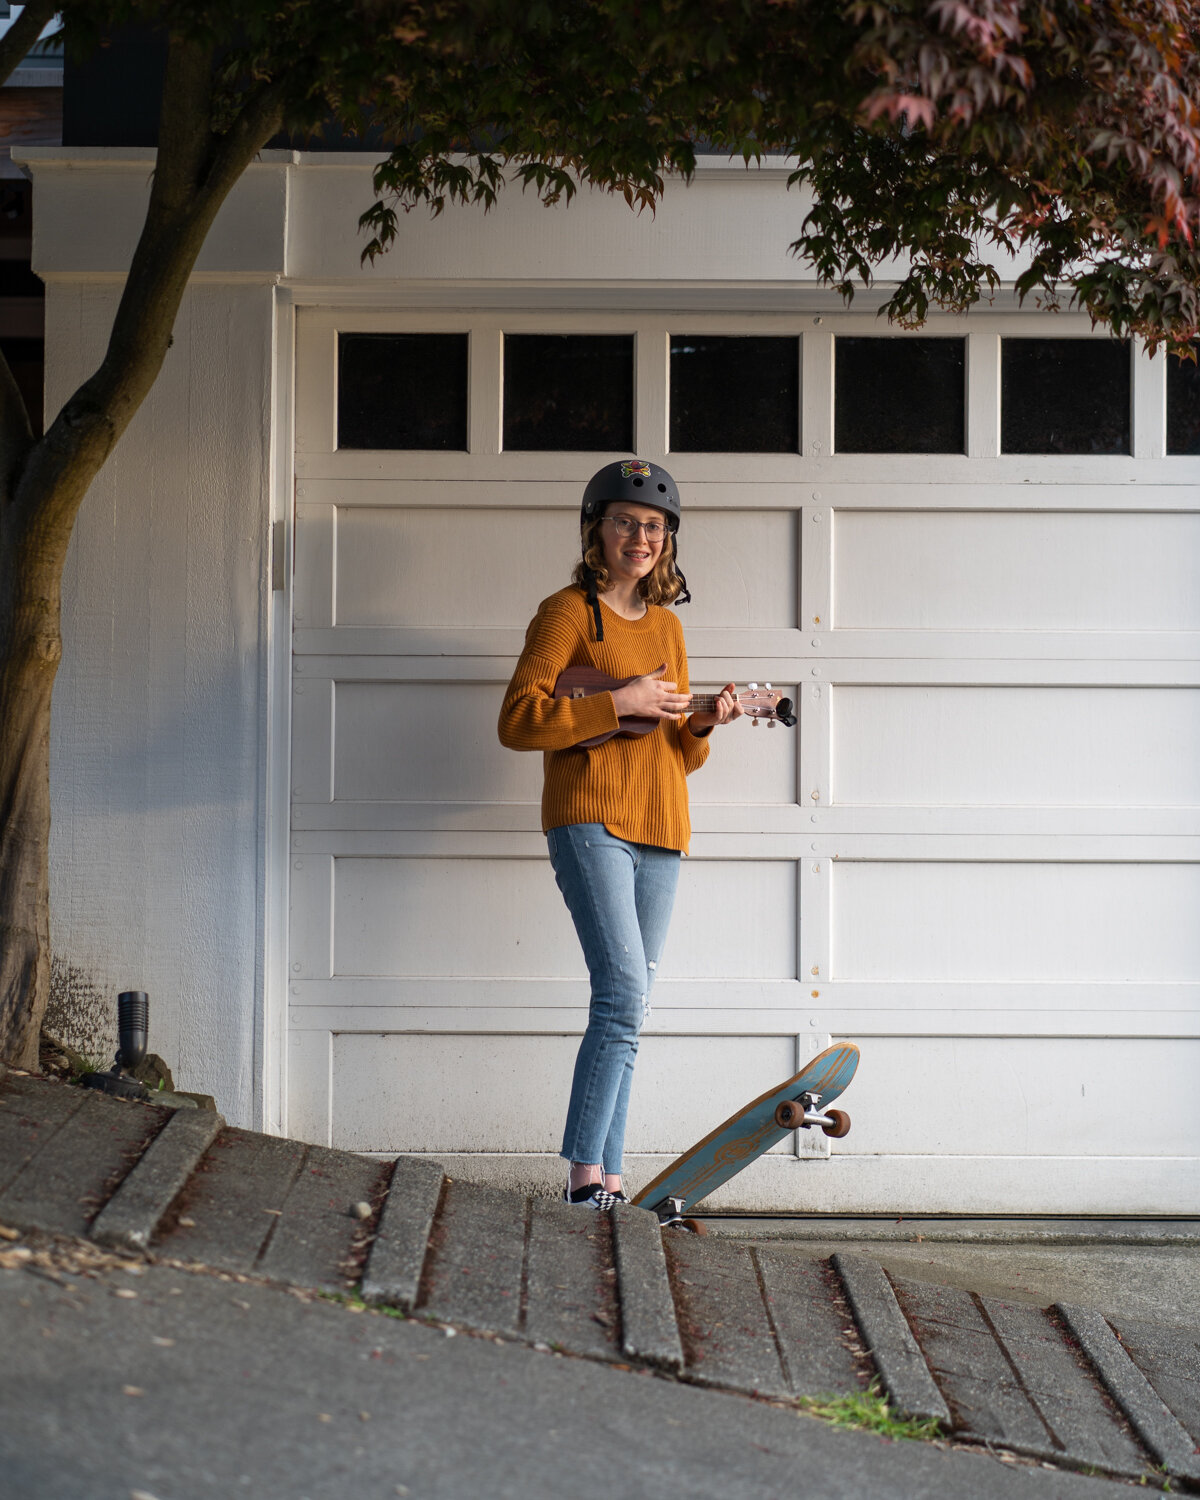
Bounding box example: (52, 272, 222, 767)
(498, 586, 711, 852)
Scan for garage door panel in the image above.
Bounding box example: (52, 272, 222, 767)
(334, 682, 540, 804)
(685, 683, 797, 803)
(330, 1031, 798, 1153)
(833, 685, 1200, 807)
(832, 860, 1200, 982)
(332, 505, 796, 630)
(834, 510, 1200, 631)
(331, 856, 797, 980)
(833, 1036, 1200, 1156)
(669, 511, 797, 627)
(332, 680, 798, 806)
(335, 507, 579, 628)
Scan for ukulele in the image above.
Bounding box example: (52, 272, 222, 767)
(554, 664, 796, 749)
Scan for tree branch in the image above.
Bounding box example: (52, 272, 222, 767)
(0, 338, 33, 489)
(0, 0, 58, 90)
(95, 69, 287, 413)
(9, 37, 286, 546)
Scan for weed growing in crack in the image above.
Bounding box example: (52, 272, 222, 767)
(797, 1383, 943, 1442)
(317, 1290, 407, 1319)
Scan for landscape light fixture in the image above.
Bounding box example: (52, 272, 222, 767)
(81, 990, 152, 1101)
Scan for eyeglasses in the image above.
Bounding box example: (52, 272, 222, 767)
(602, 516, 668, 541)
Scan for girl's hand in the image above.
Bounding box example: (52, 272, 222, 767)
(689, 683, 743, 731)
(611, 669, 693, 721)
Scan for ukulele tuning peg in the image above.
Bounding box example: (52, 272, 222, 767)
(752, 717, 760, 727)
(765, 682, 772, 690)
(768, 719, 777, 728)
(748, 682, 758, 690)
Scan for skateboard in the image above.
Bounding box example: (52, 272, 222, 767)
(632, 1041, 860, 1232)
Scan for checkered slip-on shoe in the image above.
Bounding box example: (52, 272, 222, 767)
(563, 1180, 618, 1211)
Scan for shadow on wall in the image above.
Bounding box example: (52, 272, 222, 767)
(50, 655, 262, 815)
(44, 956, 117, 1063)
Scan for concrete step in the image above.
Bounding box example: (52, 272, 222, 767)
(522, 1196, 620, 1360)
(892, 1275, 1150, 1478)
(1064, 1305, 1200, 1485)
(92, 1106, 223, 1251)
(666, 1233, 793, 1400)
(834, 1252, 950, 1423)
(3, 1068, 1198, 1486)
(668, 1238, 871, 1401)
(361, 1156, 444, 1310)
(611, 1201, 683, 1371)
(0, 1078, 166, 1237)
(757, 1250, 867, 1399)
(418, 1178, 527, 1337)
(156, 1126, 390, 1293)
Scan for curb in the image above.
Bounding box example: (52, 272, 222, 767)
(832, 1252, 951, 1426)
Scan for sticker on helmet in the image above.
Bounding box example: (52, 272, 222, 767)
(620, 460, 652, 479)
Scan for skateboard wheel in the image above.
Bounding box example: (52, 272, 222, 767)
(681, 1218, 708, 1236)
(822, 1108, 850, 1139)
(774, 1100, 805, 1129)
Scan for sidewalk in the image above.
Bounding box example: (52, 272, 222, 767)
(708, 1217, 1200, 1330)
(2, 1064, 1198, 1496)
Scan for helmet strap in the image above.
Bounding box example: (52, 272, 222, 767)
(582, 563, 604, 642)
(671, 533, 692, 607)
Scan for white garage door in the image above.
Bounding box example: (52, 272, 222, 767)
(286, 306, 1200, 1213)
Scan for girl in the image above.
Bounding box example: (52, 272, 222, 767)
(498, 459, 741, 1209)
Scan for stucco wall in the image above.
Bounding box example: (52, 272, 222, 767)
(45, 277, 276, 1123)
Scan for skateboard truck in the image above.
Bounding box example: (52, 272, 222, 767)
(653, 1197, 708, 1235)
(774, 1091, 851, 1138)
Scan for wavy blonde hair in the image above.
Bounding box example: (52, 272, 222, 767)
(571, 512, 685, 607)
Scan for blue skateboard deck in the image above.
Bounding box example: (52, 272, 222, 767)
(632, 1041, 860, 1220)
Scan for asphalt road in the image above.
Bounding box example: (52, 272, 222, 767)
(0, 1256, 1141, 1500)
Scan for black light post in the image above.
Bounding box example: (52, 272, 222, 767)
(81, 991, 152, 1100)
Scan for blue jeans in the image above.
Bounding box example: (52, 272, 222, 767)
(547, 823, 681, 1174)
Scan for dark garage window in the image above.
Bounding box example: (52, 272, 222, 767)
(669, 336, 799, 452)
(1167, 346, 1200, 455)
(1001, 339, 1130, 455)
(337, 332, 468, 450)
(835, 338, 965, 453)
(503, 334, 634, 451)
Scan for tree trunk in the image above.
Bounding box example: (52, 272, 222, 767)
(0, 33, 285, 1067)
(0, 525, 64, 1069)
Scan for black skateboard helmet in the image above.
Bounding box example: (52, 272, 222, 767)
(579, 459, 690, 641)
(581, 458, 681, 530)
